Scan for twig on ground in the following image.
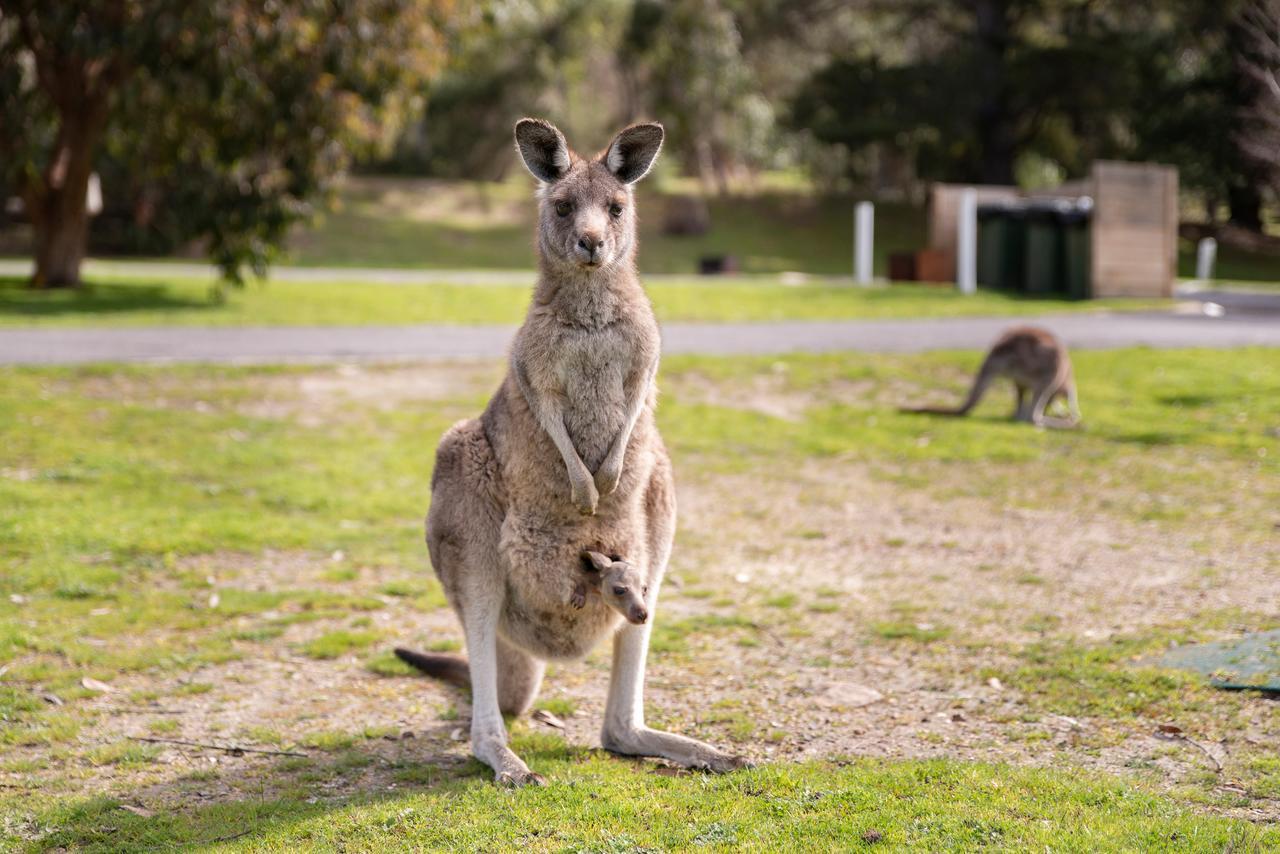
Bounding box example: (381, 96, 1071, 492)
(105, 707, 183, 715)
(1155, 727, 1223, 773)
(130, 737, 306, 758)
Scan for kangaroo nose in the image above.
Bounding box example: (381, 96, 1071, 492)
(631, 607, 648, 624)
(577, 234, 603, 253)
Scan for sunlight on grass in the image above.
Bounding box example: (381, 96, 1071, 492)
(6, 752, 1274, 850)
(0, 348, 1277, 847)
(0, 274, 1166, 328)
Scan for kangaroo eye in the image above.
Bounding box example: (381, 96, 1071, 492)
(642, 586, 649, 596)
(555, 201, 572, 217)
(609, 203, 624, 218)
(612, 586, 626, 596)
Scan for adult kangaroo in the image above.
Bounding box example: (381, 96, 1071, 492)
(900, 325, 1082, 429)
(395, 118, 747, 786)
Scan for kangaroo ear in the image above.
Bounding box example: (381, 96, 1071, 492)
(515, 118, 571, 183)
(602, 122, 664, 184)
(581, 550, 611, 573)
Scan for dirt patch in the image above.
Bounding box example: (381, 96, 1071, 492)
(6, 361, 1278, 824)
(9, 458, 1277, 821)
(239, 362, 502, 426)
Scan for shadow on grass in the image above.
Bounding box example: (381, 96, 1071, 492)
(0, 277, 216, 319)
(26, 738, 494, 851)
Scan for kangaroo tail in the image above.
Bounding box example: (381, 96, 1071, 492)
(394, 647, 471, 689)
(900, 356, 997, 417)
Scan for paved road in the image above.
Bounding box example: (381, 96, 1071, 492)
(3, 309, 1278, 365)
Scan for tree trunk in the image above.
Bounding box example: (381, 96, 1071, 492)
(29, 114, 99, 288)
(972, 0, 1018, 185)
(1227, 184, 1264, 232)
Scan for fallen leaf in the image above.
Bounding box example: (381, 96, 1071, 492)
(950, 712, 966, 723)
(9, 594, 27, 605)
(861, 830, 883, 843)
(207, 592, 220, 609)
(449, 728, 464, 742)
(82, 677, 113, 693)
(400, 731, 415, 740)
(1157, 723, 1184, 736)
(41, 693, 64, 706)
(89, 607, 112, 616)
(119, 805, 154, 818)
(532, 709, 566, 730)
(986, 677, 1003, 691)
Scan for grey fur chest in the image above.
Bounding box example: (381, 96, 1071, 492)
(552, 323, 633, 467)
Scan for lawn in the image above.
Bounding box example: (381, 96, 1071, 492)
(0, 274, 1168, 328)
(290, 176, 1280, 283)
(6, 173, 1280, 285)
(287, 175, 927, 277)
(1, 348, 1277, 848)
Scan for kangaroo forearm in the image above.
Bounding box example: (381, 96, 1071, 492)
(513, 359, 589, 479)
(603, 359, 657, 468)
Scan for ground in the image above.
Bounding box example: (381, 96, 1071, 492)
(0, 272, 1168, 328)
(1, 348, 1277, 850)
(286, 176, 1280, 283)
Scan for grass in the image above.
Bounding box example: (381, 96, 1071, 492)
(293, 176, 1280, 283)
(0, 349, 1277, 847)
(288, 176, 927, 276)
(299, 630, 380, 660)
(0, 273, 1168, 328)
(8, 749, 1273, 851)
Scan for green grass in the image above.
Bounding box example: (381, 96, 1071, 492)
(6, 749, 1273, 851)
(287, 177, 926, 276)
(298, 630, 380, 660)
(1, 350, 1277, 847)
(292, 176, 1280, 283)
(0, 274, 1167, 328)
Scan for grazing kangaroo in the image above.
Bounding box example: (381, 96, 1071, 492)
(571, 550, 650, 625)
(900, 326, 1082, 428)
(394, 118, 746, 786)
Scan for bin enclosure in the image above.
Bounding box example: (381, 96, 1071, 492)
(929, 161, 1176, 298)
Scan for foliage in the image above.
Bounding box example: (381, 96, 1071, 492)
(789, 0, 1275, 223)
(0, 1, 447, 284)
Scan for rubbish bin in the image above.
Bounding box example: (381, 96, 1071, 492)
(977, 201, 1027, 291)
(1023, 200, 1066, 295)
(1058, 198, 1092, 300)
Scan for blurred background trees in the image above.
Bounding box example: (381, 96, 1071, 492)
(1, 0, 1277, 284)
(0, 0, 446, 286)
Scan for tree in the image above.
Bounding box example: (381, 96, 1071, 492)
(0, 1, 445, 287)
(789, 1, 1252, 194)
(621, 0, 773, 192)
(1237, 0, 1280, 212)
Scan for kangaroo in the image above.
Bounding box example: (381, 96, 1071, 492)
(394, 118, 747, 786)
(570, 550, 650, 625)
(900, 325, 1081, 429)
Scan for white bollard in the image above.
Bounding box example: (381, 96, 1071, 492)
(854, 201, 874, 285)
(1195, 237, 1217, 283)
(86, 173, 103, 216)
(956, 188, 977, 295)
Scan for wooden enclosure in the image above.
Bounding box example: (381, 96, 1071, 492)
(926, 161, 1178, 298)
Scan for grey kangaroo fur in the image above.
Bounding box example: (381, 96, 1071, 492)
(394, 118, 747, 786)
(900, 325, 1081, 429)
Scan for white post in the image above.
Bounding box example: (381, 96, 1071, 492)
(854, 201, 874, 285)
(956, 188, 977, 295)
(1195, 237, 1217, 283)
